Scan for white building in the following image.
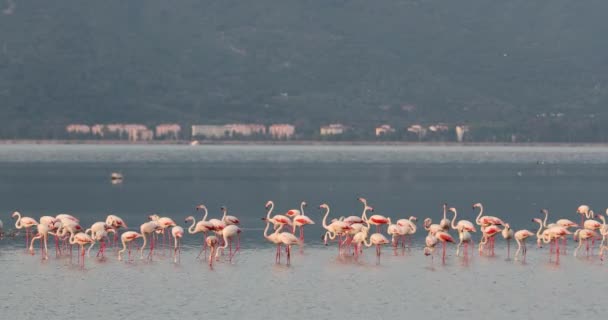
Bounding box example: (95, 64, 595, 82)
(320, 124, 346, 136)
(375, 124, 395, 136)
(269, 124, 295, 139)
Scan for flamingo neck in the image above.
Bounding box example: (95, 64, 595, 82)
(300, 202, 306, 217)
(201, 207, 209, 222)
(543, 210, 549, 228)
(322, 206, 331, 229)
(475, 205, 484, 225)
(14, 212, 21, 229)
(266, 202, 274, 220)
(450, 209, 458, 229)
(187, 218, 196, 234)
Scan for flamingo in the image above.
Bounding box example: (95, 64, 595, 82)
(70, 232, 94, 268)
(576, 205, 591, 228)
(220, 206, 240, 225)
(284, 201, 306, 218)
(439, 203, 450, 230)
(434, 231, 455, 263)
(502, 223, 514, 259)
(423, 218, 442, 236)
(292, 202, 315, 242)
(364, 233, 390, 264)
(359, 198, 389, 232)
(473, 203, 504, 226)
(206, 236, 220, 268)
(424, 234, 438, 261)
(172, 226, 184, 263)
(532, 218, 545, 248)
(105, 214, 127, 247)
(148, 214, 177, 251)
(39, 216, 58, 228)
(541, 226, 572, 263)
(217, 225, 241, 262)
(448, 208, 476, 232)
(56, 220, 83, 256)
(85, 222, 112, 257)
(140, 221, 162, 260)
(342, 199, 370, 225)
(118, 231, 143, 261)
(278, 231, 301, 266)
(11, 211, 38, 247)
(597, 212, 608, 260)
(455, 225, 473, 258)
(264, 201, 292, 230)
(574, 229, 598, 257)
(479, 225, 501, 256)
(396, 216, 417, 250)
(185, 212, 214, 260)
(320, 203, 352, 253)
(56, 213, 79, 224)
(29, 223, 51, 260)
(387, 222, 406, 254)
(513, 230, 534, 261)
(262, 218, 284, 263)
(351, 220, 371, 258)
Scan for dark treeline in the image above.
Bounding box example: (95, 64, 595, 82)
(1, 1, 607, 142)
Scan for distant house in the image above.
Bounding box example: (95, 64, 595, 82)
(226, 124, 266, 137)
(90, 124, 149, 139)
(155, 124, 181, 139)
(455, 125, 470, 142)
(269, 124, 295, 139)
(407, 124, 427, 139)
(428, 124, 449, 133)
(128, 128, 154, 141)
(66, 124, 91, 135)
(91, 124, 105, 136)
(320, 124, 346, 136)
(375, 124, 395, 136)
(191, 124, 266, 139)
(191, 125, 229, 138)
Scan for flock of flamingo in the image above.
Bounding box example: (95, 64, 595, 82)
(3, 198, 608, 268)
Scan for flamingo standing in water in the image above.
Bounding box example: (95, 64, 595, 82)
(221, 206, 240, 225)
(423, 218, 442, 236)
(85, 222, 112, 258)
(502, 223, 514, 259)
(12, 211, 38, 248)
(364, 233, 390, 264)
(574, 228, 598, 257)
(29, 223, 51, 260)
(279, 230, 301, 266)
(118, 231, 142, 261)
(172, 226, 184, 263)
(479, 225, 501, 256)
(359, 198, 389, 232)
(387, 222, 406, 254)
(262, 218, 284, 263)
(186, 211, 214, 260)
(439, 204, 451, 231)
(264, 201, 292, 230)
(140, 221, 162, 260)
(206, 236, 220, 268)
(513, 230, 534, 262)
(434, 231, 455, 264)
(70, 232, 94, 268)
(396, 216, 417, 250)
(351, 220, 371, 258)
(576, 205, 591, 228)
(105, 214, 127, 247)
(217, 224, 241, 262)
(455, 225, 473, 258)
(320, 203, 352, 254)
(148, 214, 177, 252)
(291, 202, 315, 243)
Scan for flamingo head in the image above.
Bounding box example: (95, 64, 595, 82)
(577, 205, 590, 215)
(448, 207, 457, 213)
(220, 206, 227, 212)
(366, 206, 374, 212)
(148, 214, 159, 221)
(265, 201, 273, 209)
(540, 209, 548, 215)
(185, 216, 194, 223)
(357, 197, 367, 204)
(11, 211, 19, 219)
(195, 204, 207, 211)
(319, 203, 329, 210)
(423, 218, 432, 226)
(423, 247, 433, 256)
(301, 201, 307, 207)
(472, 203, 481, 209)
(532, 218, 542, 224)
(409, 216, 418, 222)
(504, 223, 510, 230)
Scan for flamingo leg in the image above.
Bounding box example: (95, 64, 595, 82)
(286, 245, 291, 266)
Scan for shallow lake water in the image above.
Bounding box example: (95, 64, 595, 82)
(1, 144, 608, 319)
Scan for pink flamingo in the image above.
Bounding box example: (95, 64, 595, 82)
(264, 201, 292, 230)
(278, 230, 301, 266)
(70, 232, 94, 268)
(435, 231, 455, 264)
(292, 202, 315, 242)
(479, 225, 501, 256)
(221, 206, 240, 225)
(105, 214, 127, 247)
(118, 231, 142, 262)
(262, 218, 284, 263)
(513, 230, 534, 262)
(12, 211, 38, 248)
(574, 229, 597, 257)
(172, 226, 184, 263)
(576, 205, 591, 228)
(359, 198, 389, 232)
(186, 210, 214, 260)
(139, 221, 162, 260)
(29, 223, 50, 260)
(320, 203, 352, 254)
(217, 225, 241, 262)
(364, 233, 390, 264)
(206, 236, 220, 269)
(502, 223, 514, 259)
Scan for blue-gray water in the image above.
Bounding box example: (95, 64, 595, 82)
(1, 145, 607, 319)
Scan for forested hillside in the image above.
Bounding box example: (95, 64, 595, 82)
(1, 0, 607, 141)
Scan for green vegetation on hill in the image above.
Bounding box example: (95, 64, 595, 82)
(1, 1, 607, 141)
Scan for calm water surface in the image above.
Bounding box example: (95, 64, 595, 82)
(1, 145, 607, 319)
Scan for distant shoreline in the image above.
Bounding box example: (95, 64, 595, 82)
(0, 139, 607, 147)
